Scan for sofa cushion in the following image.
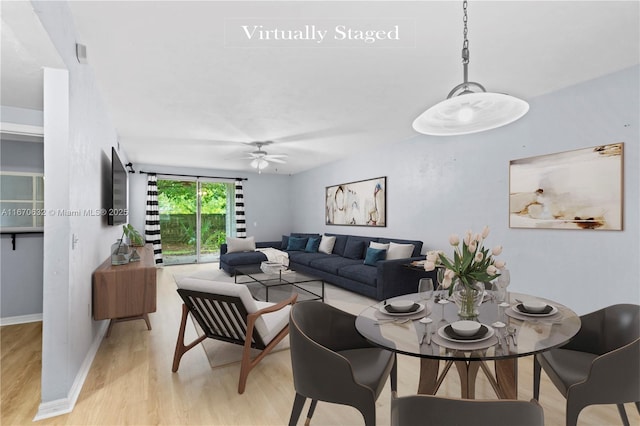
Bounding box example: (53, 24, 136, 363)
(386, 241, 415, 260)
(287, 236, 308, 251)
(289, 251, 331, 266)
(326, 233, 349, 257)
(344, 239, 365, 259)
(338, 264, 377, 286)
(309, 256, 361, 275)
(318, 234, 336, 254)
(305, 237, 321, 253)
(364, 247, 387, 266)
(227, 236, 256, 253)
(280, 235, 289, 250)
(220, 250, 267, 266)
(370, 241, 390, 252)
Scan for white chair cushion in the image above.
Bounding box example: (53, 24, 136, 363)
(386, 242, 415, 260)
(226, 236, 256, 253)
(176, 277, 287, 344)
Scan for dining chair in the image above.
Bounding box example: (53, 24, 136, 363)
(534, 303, 640, 426)
(390, 392, 545, 426)
(288, 301, 397, 426)
(172, 277, 296, 394)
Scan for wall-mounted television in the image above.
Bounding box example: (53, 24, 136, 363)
(108, 147, 128, 225)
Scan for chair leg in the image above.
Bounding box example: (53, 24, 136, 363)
(616, 404, 630, 426)
(635, 401, 640, 415)
(390, 353, 398, 392)
(304, 400, 318, 426)
(172, 304, 206, 372)
(360, 401, 376, 426)
(566, 400, 583, 426)
(288, 393, 306, 426)
(533, 355, 542, 400)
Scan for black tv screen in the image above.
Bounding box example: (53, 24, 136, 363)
(109, 147, 128, 225)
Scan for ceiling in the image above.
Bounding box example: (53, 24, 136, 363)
(3, 1, 639, 175)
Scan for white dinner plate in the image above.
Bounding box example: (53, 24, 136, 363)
(437, 324, 495, 343)
(378, 302, 425, 316)
(512, 304, 558, 317)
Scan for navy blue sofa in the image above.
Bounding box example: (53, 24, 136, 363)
(220, 233, 434, 301)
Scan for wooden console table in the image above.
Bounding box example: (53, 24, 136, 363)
(93, 244, 157, 337)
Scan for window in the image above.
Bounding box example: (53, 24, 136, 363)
(0, 172, 44, 230)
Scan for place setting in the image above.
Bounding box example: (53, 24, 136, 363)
(374, 298, 427, 324)
(431, 319, 498, 351)
(506, 298, 563, 322)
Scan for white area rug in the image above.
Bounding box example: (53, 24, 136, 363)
(173, 265, 374, 368)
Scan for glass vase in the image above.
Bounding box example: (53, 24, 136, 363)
(111, 239, 130, 265)
(452, 279, 485, 319)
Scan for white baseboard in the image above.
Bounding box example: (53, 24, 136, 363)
(33, 321, 108, 421)
(0, 313, 43, 326)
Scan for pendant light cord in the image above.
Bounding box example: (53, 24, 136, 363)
(447, 0, 485, 98)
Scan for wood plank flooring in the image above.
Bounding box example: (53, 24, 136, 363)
(2, 263, 638, 425)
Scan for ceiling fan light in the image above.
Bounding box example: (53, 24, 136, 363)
(251, 158, 268, 169)
(412, 92, 529, 136)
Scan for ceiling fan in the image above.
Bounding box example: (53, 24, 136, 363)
(242, 141, 287, 172)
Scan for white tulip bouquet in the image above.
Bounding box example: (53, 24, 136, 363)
(424, 225, 506, 295)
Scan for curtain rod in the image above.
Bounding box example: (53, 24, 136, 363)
(138, 170, 247, 181)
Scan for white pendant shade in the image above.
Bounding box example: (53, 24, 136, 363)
(412, 92, 529, 136)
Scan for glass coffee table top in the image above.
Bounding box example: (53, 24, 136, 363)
(234, 265, 325, 303)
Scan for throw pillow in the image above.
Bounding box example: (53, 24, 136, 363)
(280, 235, 289, 250)
(343, 239, 365, 259)
(226, 236, 256, 253)
(286, 236, 308, 251)
(386, 241, 415, 260)
(369, 241, 390, 254)
(318, 234, 336, 254)
(364, 247, 387, 266)
(305, 237, 321, 253)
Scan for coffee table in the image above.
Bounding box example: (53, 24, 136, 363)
(234, 264, 325, 303)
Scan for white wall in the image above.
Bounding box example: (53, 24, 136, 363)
(34, 1, 122, 417)
(292, 65, 639, 315)
(129, 164, 293, 244)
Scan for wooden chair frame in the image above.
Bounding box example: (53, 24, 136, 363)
(172, 288, 297, 394)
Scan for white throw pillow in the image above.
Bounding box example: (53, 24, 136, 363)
(369, 241, 390, 251)
(226, 236, 256, 253)
(386, 242, 415, 260)
(318, 234, 336, 254)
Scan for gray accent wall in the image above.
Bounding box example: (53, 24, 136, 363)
(291, 65, 639, 315)
(0, 136, 45, 320)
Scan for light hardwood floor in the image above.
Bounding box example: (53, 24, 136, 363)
(2, 263, 638, 425)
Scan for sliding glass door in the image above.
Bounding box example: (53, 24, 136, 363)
(158, 178, 232, 265)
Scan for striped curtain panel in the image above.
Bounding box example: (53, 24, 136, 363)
(144, 174, 163, 265)
(235, 179, 246, 237)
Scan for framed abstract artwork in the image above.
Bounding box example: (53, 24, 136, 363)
(509, 143, 623, 230)
(326, 176, 386, 226)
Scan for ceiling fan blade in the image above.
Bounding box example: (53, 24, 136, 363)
(264, 154, 288, 159)
(267, 157, 287, 164)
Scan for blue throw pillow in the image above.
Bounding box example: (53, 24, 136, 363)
(305, 237, 321, 253)
(286, 236, 308, 251)
(364, 247, 387, 266)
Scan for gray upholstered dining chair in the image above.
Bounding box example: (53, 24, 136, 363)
(288, 301, 397, 426)
(534, 303, 640, 426)
(390, 392, 545, 426)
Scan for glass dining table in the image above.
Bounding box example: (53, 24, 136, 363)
(354, 291, 581, 399)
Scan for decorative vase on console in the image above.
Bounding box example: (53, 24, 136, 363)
(111, 239, 131, 265)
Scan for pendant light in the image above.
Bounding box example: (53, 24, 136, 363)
(412, 1, 529, 136)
